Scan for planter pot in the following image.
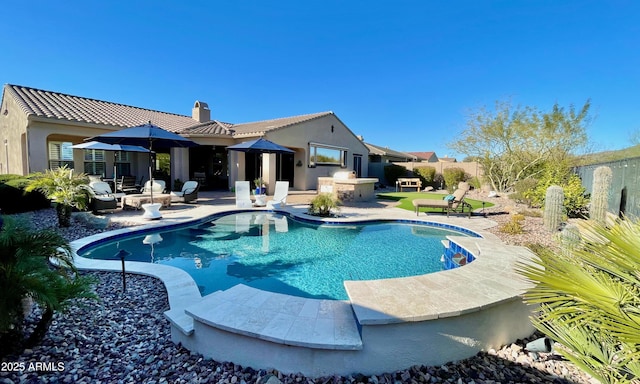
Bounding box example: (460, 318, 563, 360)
(255, 187, 266, 195)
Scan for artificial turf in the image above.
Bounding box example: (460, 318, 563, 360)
(376, 191, 494, 214)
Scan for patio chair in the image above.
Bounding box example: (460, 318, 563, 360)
(117, 176, 141, 194)
(412, 182, 473, 218)
(141, 179, 166, 194)
(266, 181, 289, 209)
(170, 180, 199, 203)
(235, 181, 253, 208)
(89, 181, 126, 201)
(86, 184, 118, 213)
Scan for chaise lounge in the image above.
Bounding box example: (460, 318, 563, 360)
(412, 182, 472, 218)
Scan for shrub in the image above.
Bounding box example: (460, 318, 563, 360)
(466, 176, 481, 190)
(499, 213, 525, 234)
(510, 178, 538, 206)
(413, 166, 436, 188)
(0, 177, 50, 214)
(524, 167, 588, 218)
(383, 164, 407, 185)
(308, 193, 341, 217)
(443, 167, 466, 192)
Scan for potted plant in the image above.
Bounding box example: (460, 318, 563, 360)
(253, 178, 267, 195)
(25, 165, 90, 227)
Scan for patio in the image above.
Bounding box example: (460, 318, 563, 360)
(70, 190, 537, 377)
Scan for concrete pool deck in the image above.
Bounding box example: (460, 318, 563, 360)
(70, 190, 537, 377)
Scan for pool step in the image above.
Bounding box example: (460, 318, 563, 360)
(184, 284, 363, 350)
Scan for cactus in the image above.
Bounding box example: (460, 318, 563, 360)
(544, 185, 564, 232)
(557, 223, 581, 256)
(590, 166, 612, 224)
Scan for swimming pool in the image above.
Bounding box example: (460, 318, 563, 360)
(80, 212, 473, 299)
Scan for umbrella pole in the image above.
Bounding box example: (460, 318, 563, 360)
(149, 147, 154, 204)
(113, 152, 118, 192)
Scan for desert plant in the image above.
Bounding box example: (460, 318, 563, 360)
(0, 216, 96, 358)
(24, 166, 90, 227)
(518, 217, 640, 384)
(543, 185, 564, 232)
(442, 167, 467, 192)
(498, 213, 525, 234)
(590, 166, 612, 224)
(308, 193, 341, 217)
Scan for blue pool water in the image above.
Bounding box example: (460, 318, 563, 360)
(80, 212, 472, 300)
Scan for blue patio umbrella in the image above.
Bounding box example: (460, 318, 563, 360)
(227, 138, 294, 188)
(87, 122, 198, 205)
(71, 141, 150, 187)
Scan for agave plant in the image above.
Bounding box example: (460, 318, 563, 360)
(24, 165, 90, 227)
(518, 218, 640, 383)
(0, 215, 96, 358)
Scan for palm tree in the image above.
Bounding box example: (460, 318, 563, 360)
(24, 165, 90, 227)
(0, 215, 96, 358)
(519, 218, 640, 383)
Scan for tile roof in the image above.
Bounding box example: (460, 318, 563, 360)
(231, 111, 333, 137)
(4, 84, 199, 133)
(181, 120, 234, 136)
(3, 84, 335, 139)
(408, 151, 437, 161)
(365, 143, 417, 160)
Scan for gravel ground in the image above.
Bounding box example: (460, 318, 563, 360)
(0, 206, 597, 384)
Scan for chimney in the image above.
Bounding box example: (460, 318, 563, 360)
(192, 101, 210, 123)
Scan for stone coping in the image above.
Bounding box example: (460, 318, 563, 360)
(185, 284, 363, 350)
(70, 202, 535, 349)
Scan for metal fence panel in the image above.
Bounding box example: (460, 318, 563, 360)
(574, 156, 640, 218)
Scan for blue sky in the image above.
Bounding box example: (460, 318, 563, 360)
(2, 1, 638, 158)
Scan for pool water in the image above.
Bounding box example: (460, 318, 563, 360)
(81, 212, 470, 300)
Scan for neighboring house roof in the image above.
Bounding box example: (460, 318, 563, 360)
(408, 151, 438, 162)
(232, 112, 333, 137)
(365, 143, 417, 161)
(3, 84, 199, 133)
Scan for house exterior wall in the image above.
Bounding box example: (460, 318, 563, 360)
(1, 94, 30, 175)
(266, 114, 369, 190)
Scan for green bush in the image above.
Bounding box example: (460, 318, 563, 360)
(524, 167, 588, 218)
(442, 167, 467, 192)
(0, 177, 50, 214)
(413, 166, 436, 188)
(308, 193, 341, 217)
(510, 178, 538, 206)
(383, 164, 407, 185)
(467, 176, 482, 190)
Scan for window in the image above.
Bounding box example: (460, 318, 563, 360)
(48, 141, 74, 169)
(114, 151, 132, 177)
(308, 142, 347, 167)
(83, 149, 106, 176)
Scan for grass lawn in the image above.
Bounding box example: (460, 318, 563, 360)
(377, 191, 494, 214)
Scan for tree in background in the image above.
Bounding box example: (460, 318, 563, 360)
(448, 100, 591, 192)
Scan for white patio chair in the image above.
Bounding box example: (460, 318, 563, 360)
(266, 181, 289, 209)
(170, 180, 199, 203)
(141, 179, 166, 194)
(235, 181, 253, 208)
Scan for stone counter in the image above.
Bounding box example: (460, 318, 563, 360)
(317, 177, 378, 202)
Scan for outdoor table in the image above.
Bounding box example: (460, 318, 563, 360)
(121, 194, 172, 210)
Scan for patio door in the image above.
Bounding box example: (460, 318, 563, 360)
(276, 153, 294, 186)
(353, 154, 363, 177)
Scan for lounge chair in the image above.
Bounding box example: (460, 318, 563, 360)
(141, 179, 166, 194)
(235, 181, 253, 208)
(86, 183, 118, 213)
(170, 181, 199, 203)
(266, 181, 289, 209)
(89, 181, 125, 201)
(412, 182, 472, 218)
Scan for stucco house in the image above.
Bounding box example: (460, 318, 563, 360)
(0, 84, 369, 193)
(407, 151, 439, 163)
